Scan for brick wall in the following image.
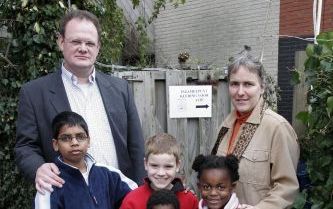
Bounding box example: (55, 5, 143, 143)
(280, 0, 333, 36)
(278, 0, 333, 122)
(153, 0, 280, 78)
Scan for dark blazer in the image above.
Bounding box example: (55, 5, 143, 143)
(14, 69, 145, 184)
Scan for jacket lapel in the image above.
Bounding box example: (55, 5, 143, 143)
(49, 69, 71, 113)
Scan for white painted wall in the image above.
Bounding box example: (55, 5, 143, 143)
(153, 0, 279, 78)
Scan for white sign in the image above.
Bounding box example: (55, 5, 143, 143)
(169, 85, 212, 118)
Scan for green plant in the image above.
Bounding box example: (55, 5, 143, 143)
(1, 0, 187, 208)
(0, 1, 125, 208)
(148, 0, 186, 23)
(292, 31, 333, 209)
(136, 16, 152, 67)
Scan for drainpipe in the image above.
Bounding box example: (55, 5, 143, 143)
(313, 0, 323, 44)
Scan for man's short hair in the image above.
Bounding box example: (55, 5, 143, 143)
(145, 133, 180, 162)
(52, 111, 89, 139)
(59, 9, 101, 41)
(147, 189, 180, 209)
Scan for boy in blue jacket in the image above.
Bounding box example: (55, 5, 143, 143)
(34, 111, 137, 209)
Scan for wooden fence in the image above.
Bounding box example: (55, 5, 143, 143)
(114, 69, 230, 189)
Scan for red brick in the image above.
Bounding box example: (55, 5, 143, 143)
(280, 0, 333, 36)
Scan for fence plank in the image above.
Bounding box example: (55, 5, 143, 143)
(165, 71, 189, 180)
(114, 69, 230, 190)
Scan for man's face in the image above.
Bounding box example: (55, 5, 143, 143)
(58, 18, 100, 76)
(144, 153, 180, 190)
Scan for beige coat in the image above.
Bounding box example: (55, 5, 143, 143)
(215, 99, 299, 209)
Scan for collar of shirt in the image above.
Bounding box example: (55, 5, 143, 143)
(61, 63, 96, 86)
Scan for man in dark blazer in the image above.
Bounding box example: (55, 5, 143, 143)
(15, 10, 145, 192)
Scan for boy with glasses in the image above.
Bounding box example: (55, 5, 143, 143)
(34, 111, 137, 209)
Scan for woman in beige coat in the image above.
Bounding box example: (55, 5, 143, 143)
(212, 52, 299, 209)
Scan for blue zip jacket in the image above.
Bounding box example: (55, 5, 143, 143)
(34, 154, 137, 209)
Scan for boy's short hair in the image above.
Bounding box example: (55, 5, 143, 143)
(147, 189, 180, 209)
(52, 111, 89, 139)
(145, 133, 180, 162)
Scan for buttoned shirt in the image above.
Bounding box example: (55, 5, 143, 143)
(61, 65, 119, 168)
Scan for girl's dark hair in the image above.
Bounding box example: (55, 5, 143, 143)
(52, 111, 89, 139)
(147, 189, 179, 209)
(192, 154, 239, 182)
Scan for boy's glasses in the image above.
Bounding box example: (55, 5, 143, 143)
(57, 133, 89, 143)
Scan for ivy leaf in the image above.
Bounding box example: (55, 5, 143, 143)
(33, 22, 40, 33)
(319, 155, 332, 167)
(317, 89, 331, 100)
(327, 31, 333, 39)
(318, 138, 333, 148)
(316, 32, 328, 45)
(322, 44, 332, 55)
(326, 31, 333, 49)
(306, 44, 314, 57)
(58, 1, 65, 8)
(320, 60, 333, 72)
(290, 70, 300, 85)
(327, 96, 333, 115)
(131, 0, 140, 8)
(296, 111, 309, 124)
(313, 44, 323, 55)
(33, 34, 41, 43)
(304, 57, 319, 71)
(326, 169, 333, 188)
(21, 0, 28, 8)
(1, 79, 9, 85)
(311, 203, 324, 209)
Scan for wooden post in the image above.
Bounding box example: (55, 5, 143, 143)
(292, 51, 308, 138)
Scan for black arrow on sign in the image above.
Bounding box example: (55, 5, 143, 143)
(196, 104, 209, 109)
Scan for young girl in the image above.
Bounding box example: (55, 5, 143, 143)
(192, 154, 241, 209)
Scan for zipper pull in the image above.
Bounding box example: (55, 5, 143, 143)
(89, 188, 98, 206)
(93, 195, 98, 205)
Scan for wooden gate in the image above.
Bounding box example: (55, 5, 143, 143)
(114, 69, 230, 189)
